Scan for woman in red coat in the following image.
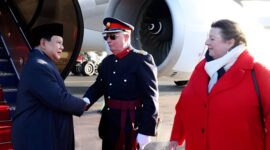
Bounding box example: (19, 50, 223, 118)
(169, 19, 270, 150)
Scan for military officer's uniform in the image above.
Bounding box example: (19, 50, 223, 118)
(84, 17, 159, 150)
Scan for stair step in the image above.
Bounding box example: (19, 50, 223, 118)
(0, 59, 14, 73)
(0, 49, 8, 58)
(0, 101, 8, 105)
(0, 59, 8, 63)
(0, 36, 17, 150)
(0, 142, 13, 150)
(0, 120, 12, 126)
(0, 72, 14, 76)
(0, 87, 3, 102)
(0, 73, 18, 87)
(0, 105, 10, 121)
(0, 125, 11, 143)
(3, 88, 18, 103)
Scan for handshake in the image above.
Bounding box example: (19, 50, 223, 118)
(82, 97, 91, 111)
(81, 97, 151, 149)
(137, 133, 151, 150)
(81, 97, 154, 150)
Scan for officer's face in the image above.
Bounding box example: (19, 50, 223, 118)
(41, 35, 64, 61)
(104, 32, 130, 55)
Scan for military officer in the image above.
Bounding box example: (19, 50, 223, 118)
(84, 17, 159, 150)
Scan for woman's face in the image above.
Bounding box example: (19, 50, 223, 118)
(205, 27, 234, 59)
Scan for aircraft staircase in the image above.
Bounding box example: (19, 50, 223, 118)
(0, 34, 19, 150)
(0, 0, 82, 148)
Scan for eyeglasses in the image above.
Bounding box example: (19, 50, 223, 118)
(103, 34, 119, 40)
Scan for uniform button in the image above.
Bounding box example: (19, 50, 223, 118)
(124, 79, 127, 82)
(107, 107, 110, 110)
(201, 128, 205, 133)
(113, 71, 116, 74)
(108, 96, 111, 99)
(100, 79, 103, 81)
(115, 60, 118, 62)
(109, 83, 112, 86)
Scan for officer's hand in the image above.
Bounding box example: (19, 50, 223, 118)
(136, 133, 151, 150)
(168, 141, 178, 150)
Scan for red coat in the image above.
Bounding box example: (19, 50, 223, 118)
(170, 51, 270, 150)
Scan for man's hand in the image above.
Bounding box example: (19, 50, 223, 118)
(136, 133, 151, 150)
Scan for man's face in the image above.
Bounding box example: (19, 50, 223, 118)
(41, 35, 64, 61)
(103, 32, 130, 55)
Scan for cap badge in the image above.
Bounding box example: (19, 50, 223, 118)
(106, 22, 111, 29)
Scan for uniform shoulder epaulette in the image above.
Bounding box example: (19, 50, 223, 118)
(133, 49, 148, 55)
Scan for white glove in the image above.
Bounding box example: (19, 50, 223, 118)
(83, 97, 90, 104)
(168, 141, 178, 150)
(136, 133, 151, 150)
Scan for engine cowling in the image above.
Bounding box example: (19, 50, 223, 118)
(104, 0, 250, 80)
(81, 0, 268, 81)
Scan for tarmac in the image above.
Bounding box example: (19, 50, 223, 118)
(65, 75, 185, 150)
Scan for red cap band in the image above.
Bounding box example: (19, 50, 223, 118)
(106, 23, 131, 31)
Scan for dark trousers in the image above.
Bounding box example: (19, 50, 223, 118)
(101, 128, 138, 150)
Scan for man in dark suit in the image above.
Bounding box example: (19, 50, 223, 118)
(83, 17, 159, 150)
(12, 23, 89, 150)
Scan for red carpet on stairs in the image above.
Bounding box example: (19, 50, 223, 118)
(0, 142, 13, 150)
(0, 105, 10, 121)
(0, 126, 11, 143)
(0, 121, 11, 126)
(0, 88, 3, 102)
(0, 113, 12, 150)
(0, 88, 13, 150)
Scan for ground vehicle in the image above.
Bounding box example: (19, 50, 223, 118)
(71, 51, 107, 76)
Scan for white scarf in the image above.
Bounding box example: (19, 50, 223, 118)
(205, 45, 245, 93)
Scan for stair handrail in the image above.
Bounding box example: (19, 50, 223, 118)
(0, 34, 20, 80)
(5, 2, 32, 50)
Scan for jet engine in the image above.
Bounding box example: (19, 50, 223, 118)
(2, 0, 262, 82)
(80, 0, 248, 82)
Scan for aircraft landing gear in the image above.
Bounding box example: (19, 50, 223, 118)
(174, 80, 188, 86)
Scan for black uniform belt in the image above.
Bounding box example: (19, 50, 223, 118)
(106, 99, 142, 129)
(106, 99, 142, 149)
(106, 99, 142, 110)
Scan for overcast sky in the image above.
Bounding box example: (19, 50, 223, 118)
(242, 1, 270, 27)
